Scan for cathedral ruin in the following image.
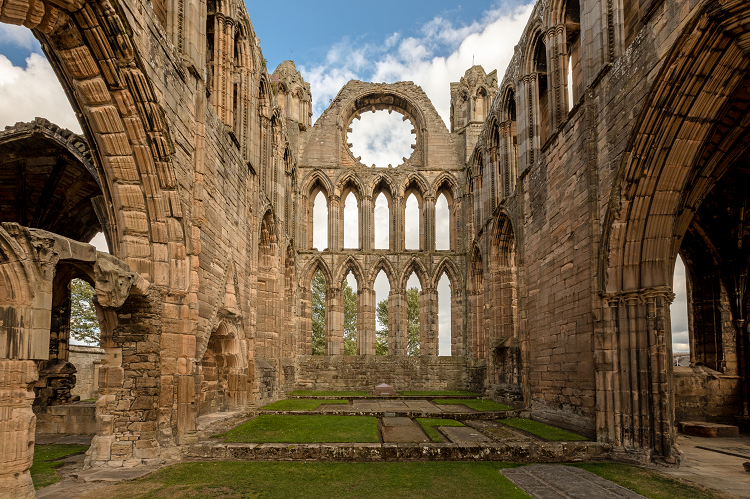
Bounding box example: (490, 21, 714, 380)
(0, 0, 749, 495)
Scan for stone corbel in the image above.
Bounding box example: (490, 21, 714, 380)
(94, 254, 150, 309)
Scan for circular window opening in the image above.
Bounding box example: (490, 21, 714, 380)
(348, 110, 416, 168)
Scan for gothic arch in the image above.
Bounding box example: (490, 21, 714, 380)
(301, 256, 334, 290)
(398, 257, 428, 291)
(430, 172, 458, 200)
(335, 171, 365, 199)
(302, 169, 334, 199)
(334, 256, 365, 289)
(431, 256, 462, 290)
(367, 257, 396, 289)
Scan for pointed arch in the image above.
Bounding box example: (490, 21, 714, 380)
(431, 256, 462, 290)
(337, 172, 364, 250)
(335, 171, 366, 199)
(399, 172, 429, 198)
(301, 256, 334, 290)
(335, 256, 365, 289)
(367, 257, 396, 290)
(370, 172, 397, 200)
(197, 320, 248, 416)
(398, 257, 429, 291)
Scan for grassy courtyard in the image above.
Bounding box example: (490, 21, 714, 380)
(287, 390, 369, 397)
(260, 399, 349, 411)
(433, 399, 513, 411)
(218, 415, 380, 443)
(500, 418, 588, 441)
(71, 461, 735, 499)
(416, 418, 466, 442)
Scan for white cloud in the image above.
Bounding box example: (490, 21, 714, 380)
(0, 53, 81, 133)
(300, 3, 534, 127)
(349, 111, 415, 167)
(0, 24, 36, 50)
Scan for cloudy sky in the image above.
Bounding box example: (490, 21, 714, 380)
(0, 0, 689, 354)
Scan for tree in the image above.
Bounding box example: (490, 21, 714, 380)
(311, 270, 326, 355)
(376, 297, 389, 355)
(375, 286, 421, 356)
(70, 278, 99, 344)
(343, 278, 357, 355)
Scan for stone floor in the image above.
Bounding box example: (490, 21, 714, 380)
(502, 465, 647, 499)
(657, 434, 750, 499)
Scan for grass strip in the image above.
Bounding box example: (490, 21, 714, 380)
(416, 418, 465, 442)
(500, 418, 587, 441)
(85, 461, 532, 499)
(218, 414, 379, 443)
(433, 399, 513, 411)
(400, 390, 480, 397)
(31, 444, 89, 489)
(287, 390, 368, 397)
(260, 399, 348, 411)
(572, 463, 736, 499)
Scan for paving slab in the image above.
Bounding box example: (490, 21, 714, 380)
(434, 403, 475, 413)
(501, 464, 646, 499)
(381, 417, 430, 443)
(71, 465, 162, 483)
(659, 435, 750, 499)
(439, 426, 492, 443)
(465, 420, 538, 442)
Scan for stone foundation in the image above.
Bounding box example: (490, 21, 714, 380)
(674, 366, 741, 425)
(295, 356, 484, 393)
(35, 402, 97, 435)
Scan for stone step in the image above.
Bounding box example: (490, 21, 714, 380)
(679, 421, 740, 438)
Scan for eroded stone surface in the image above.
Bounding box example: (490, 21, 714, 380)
(501, 465, 646, 499)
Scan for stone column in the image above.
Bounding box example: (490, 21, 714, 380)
(389, 288, 407, 355)
(329, 195, 340, 252)
(423, 195, 435, 252)
(451, 288, 464, 357)
(360, 286, 376, 355)
(361, 195, 372, 251)
(0, 360, 38, 499)
(421, 286, 439, 356)
(327, 286, 343, 355)
(393, 196, 403, 252)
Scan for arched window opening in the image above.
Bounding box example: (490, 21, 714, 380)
(470, 248, 485, 360)
(437, 274, 452, 356)
(343, 273, 358, 355)
(475, 88, 487, 122)
(502, 89, 518, 198)
(312, 191, 328, 250)
(311, 270, 327, 355)
(205, 1, 216, 94)
(374, 192, 390, 250)
(565, 0, 582, 110)
(348, 110, 415, 168)
(70, 278, 99, 346)
(406, 273, 422, 356)
(405, 193, 420, 250)
(533, 36, 550, 142)
(435, 194, 450, 251)
(343, 191, 359, 249)
(374, 270, 391, 355)
(258, 213, 279, 359)
(671, 255, 690, 366)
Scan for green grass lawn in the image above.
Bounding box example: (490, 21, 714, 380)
(287, 390, 368, 397)
(570, 463, 735, 499)
(260, 399, 349, 411)
(433, 399, 513, 411)
(416, 418, 465, 442)
(217, 415, 379, 443)
(500, 418, 588, 441)
(31, 444, 89, 489)
(400, 390, 480, 397)
(80, 461, 531, 499)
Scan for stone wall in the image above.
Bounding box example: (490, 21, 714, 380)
(69, 345, 105, 401)
(295, 355, 483, 393)
(674, 367, 742, 426)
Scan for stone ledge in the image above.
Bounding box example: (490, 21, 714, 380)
(183, 441, 611, 462)
(258, 410, 526, 420)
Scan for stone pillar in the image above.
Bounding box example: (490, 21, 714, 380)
(393, 196, 403, 252)
(451, 288, 464, 357)
(424, 195, 435, 252)
(421, 286, 439, 356)
(389, 289, 407, 355)
(360, 286, 376, 355)
(361, 195, 372, 251)
(0, 360, 38, 499)
(329, 195, 340, 252)
(327, 286, 343, 355)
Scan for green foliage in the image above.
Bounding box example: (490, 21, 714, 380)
(259, 399, 348, 411)
(218, 415, 379, 443)
(375, 286, 421, 356)
(375, 297, 389, 355)
(433, 399, 513, 411)
(311, 271, 326, 355)
(31, 444, 89, 489)
(343, 279, 357, 355)
(500, 418, 588, 441)
(100, 462, 533, 499)
(416, 418, 465, 442)
(70, 279, 99, 344)
(406, 287, 420, 356)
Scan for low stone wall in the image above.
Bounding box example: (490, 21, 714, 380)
(35, 401, 97, 435)
(69, 344, 104, 401)
(674, 366, 741, 425)
(295, 355, 484, 392)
